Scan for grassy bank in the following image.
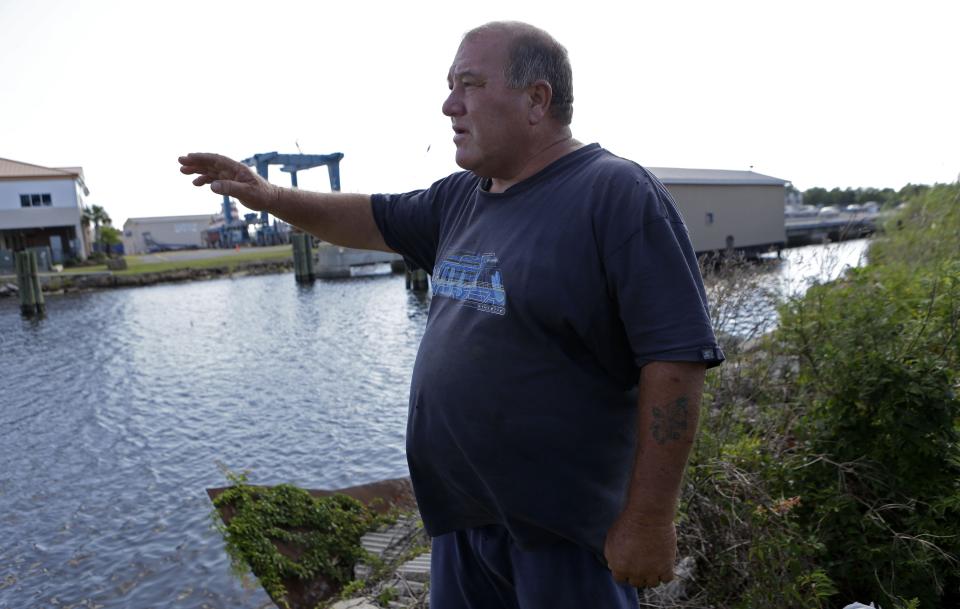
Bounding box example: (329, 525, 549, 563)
(0, 246, 299, 296)
(60, 245, 294, 276)
(683, 183, 960, 608)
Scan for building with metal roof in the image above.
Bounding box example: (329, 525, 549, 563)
(0, 157, 91, 263)
(122, 214, 218, 254)
(648, 167, 787, 254)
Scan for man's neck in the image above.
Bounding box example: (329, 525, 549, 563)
(489, 130, 584, 194)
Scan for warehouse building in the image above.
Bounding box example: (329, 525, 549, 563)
(0, 157, 91, 263)
(649, 167, 787, 255)
(122, 214, 216, 254)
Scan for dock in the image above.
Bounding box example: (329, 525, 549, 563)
(785, 211, 884, 246)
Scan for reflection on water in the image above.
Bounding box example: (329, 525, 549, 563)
(0, 240, 868, 607)
(1, 274, 427, 608)
(706, 239, 870, 339)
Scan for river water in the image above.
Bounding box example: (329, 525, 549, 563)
(0, 239, 868, 609)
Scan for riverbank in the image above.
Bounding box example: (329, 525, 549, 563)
(0, 245, 296, 297)
(0, 258, 295, 297)
(683, 183, 960, 608)
(0, 245, 409, 298)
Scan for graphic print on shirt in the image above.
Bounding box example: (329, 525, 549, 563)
(432, 252, 507, 316)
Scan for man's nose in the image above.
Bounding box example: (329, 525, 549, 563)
(442, 90, 463, 117)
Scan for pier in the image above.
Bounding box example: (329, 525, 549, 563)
(785, 211, 883, 246)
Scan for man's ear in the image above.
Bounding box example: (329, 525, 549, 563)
(527, 80, 553, 125)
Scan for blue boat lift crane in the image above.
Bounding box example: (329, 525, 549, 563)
(216, 151, 344, 246)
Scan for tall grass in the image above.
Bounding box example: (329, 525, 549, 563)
(668, 183, 960, 609)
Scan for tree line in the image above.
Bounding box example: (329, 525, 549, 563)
(789, 183, 934, 209)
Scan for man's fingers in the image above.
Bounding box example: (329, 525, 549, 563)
(209, 180, 254, 201)
(611, 571, 653, 587)
(179, 153, 240, 177)
(180, 152, 223, 166)
(611, 569, 674, 589)
(179, 153, 264, 209)
(210, 180, 233, 196)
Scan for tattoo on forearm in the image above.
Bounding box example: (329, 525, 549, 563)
(651, 397, 689, 445)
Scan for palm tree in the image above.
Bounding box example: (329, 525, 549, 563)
(83, 205, 111, 254)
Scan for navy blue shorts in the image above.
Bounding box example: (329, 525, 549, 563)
(430, 524, 639, 609)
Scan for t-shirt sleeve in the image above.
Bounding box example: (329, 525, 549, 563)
(370, 179, 447, 273)
(602, 172, 724, 369)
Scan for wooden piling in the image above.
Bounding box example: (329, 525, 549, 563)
(292, 234, 303, 281)
(406, 267, 428, 292)
(291, 233, 314, 283)
(304, 235, 316, 280)
(15, 251, 45, 317)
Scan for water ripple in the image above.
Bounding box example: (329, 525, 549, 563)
(1, 273, 423, 608)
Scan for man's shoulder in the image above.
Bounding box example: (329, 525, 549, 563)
(436, 170, 483, 193)
(569, 145, 664, 194)
(596, 146, 661, 182)
(570, 146, 683, 229)
(565, 146, 665, 199)
(376, 170, 480, 204)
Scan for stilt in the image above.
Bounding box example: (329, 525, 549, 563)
(15, 251, 45, 317)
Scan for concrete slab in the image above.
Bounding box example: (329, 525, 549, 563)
(396, 553, 431, 583)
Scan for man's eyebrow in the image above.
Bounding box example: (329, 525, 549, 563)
(448, 69, 482, 83)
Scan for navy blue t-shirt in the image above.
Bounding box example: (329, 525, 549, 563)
(371, 144, 723, 554)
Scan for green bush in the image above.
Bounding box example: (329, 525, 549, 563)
(212, 472, 381, 608)
(774, 183, 960, 607)
(681, 183, 960, 608)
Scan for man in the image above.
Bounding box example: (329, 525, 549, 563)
(180, 21, 723, 609)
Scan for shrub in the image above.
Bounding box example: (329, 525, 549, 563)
(775, 183, 960, 607)
(212, 472, 381, 608)
(679, 183, 960, 608)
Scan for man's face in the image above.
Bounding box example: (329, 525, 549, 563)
(442, 32, 531, 178)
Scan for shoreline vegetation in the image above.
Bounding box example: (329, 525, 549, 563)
(0, 245, 411, 298)
(0, 246, 299, 297)
(210, 182, 958, 609)
(685, 182, 960, 608)
(208, 473, 421, 609)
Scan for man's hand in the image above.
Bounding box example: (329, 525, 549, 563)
(604, 361, 705, 589)
(178, 152, 389, 252)
(604, 515, 676, 588)
(178, 153, 279, 212)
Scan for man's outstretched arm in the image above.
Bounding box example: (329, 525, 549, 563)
(604, 360, 707, 589)
(178, 152, 390, 252)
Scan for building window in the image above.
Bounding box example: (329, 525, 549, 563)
(19, 193, 52, 207)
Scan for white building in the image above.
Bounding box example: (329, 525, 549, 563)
(0, 157, 91, 262)
(122, 214, 215, 254)
(649, 167, 788, 254)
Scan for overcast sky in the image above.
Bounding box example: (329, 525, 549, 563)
(2, 0, 957, 226)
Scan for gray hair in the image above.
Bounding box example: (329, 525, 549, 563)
(465, 22, 574, 125)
